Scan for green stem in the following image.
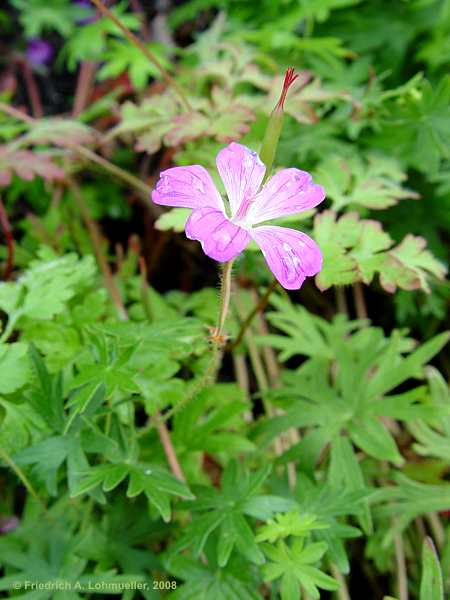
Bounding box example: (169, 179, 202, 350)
(215, 260, 234, 340)
(0, 448, 47, 512)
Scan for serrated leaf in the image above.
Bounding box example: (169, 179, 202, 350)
(0, 148, 65, 186)
(0, 342, 31, 394)
(314, 210, 445, 292)
(380, 235, 447, 293)
(315, 154, 419, 211)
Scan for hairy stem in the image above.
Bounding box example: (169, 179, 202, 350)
(90, 0, 192, 111)
(215, 260, 234, 341)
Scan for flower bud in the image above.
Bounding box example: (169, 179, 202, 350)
(259, 68, 299, 182)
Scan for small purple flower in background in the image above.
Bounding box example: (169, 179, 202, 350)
(152, 142, 325, 289)
(0, 515, 19, 534)
(26, 39, 54, 67)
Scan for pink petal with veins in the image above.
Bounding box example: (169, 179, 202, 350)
(185, 207, 250, 262)
(247, 168, 325, 225)
(251, 225, 322, 289)
(216, 142, 265, 217)
(152, 165, 224, 212)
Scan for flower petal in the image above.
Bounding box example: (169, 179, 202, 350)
(247, 168, 325, 225)
(185, 208, 250, 262)
(251, 225, 322, 290)
(152, 165, 224, 211)
(216, 142, 266, 217)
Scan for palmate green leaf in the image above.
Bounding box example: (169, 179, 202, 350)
(258, 300, 447, 474)
(63, 2, 140, 70)
(13, 435, 70, 496)
(172, 461, 277, 566)
(70, 331, 140, 396)
(98, 40, 172, 91)
(314, 210, 446, 292)
(380, 234, 447, 293)
(111, 84, 255, 154)
(257, 294, 364, 361)
(420, 537, 444, 600)
(108, 95, 180, 154)
(366, 331, 449, 398)
(0, 250, 97, 346)
(10, 0, 90, 37)
(255, 512, 329, 544)
(72, 462, 194, 523)
(314, 154, 419, 211)
(261, 538, 339, 600)
(314, 210, 392, 289)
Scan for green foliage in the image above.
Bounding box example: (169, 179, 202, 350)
(11, 0, 90, 37)
(420, 538, 444, 600)
(0, 0, 449, 597)
(62, 3, 141, 70)
(97, 41, 172, 91)
(314, 211, 446, 292)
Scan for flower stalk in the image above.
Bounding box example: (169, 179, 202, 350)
(214, 260, 234, 343)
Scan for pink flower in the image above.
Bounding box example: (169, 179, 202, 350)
(152, 143, 325, 289)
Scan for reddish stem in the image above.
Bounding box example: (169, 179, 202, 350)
(0, 198, 14, 280)
(20, 60, 43, 118)
(73, 62, 97, 117)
